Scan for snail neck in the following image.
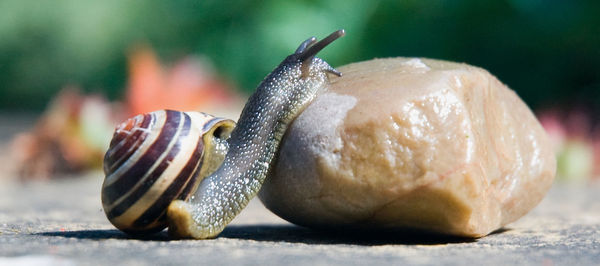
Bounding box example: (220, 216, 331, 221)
(169, 58, 333, 239)
(166, 30, 345, 239)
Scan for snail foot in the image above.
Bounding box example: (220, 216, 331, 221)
(166, 200, 217, 239)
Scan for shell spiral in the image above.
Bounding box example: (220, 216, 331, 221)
(101, 110, 234, 234)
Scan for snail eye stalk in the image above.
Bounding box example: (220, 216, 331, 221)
(298, 29, 345, 62)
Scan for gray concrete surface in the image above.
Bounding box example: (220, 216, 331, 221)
(1, 173, 599, 266)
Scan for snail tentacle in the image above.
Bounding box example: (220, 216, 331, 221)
(295, 36, 317, 54)
(298, 29, 345, 61)
(299, 30, 344, 78)
(167, 30, 345, 239)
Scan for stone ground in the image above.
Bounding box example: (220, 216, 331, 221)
(0, 114, 599, 265)
(1, 174, 599, 266)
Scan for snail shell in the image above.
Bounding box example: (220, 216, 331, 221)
(101, 110, 235, 234)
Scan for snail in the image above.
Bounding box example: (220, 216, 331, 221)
(101, 30, 345, 239)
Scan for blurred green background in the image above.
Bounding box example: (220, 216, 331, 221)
(1, 0, 599, 113)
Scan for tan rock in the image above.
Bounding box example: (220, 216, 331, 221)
(259, 58, 556, 237)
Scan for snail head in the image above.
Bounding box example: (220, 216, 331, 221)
(293, 29, 345, 78)
(250, 29, 345, 120)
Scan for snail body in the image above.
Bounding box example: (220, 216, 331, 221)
(101, 30, 345, 238)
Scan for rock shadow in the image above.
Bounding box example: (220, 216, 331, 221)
(220, 224, 476, 245)
(36, 224, 479, 245)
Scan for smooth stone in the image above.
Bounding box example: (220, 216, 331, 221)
(259, 57, 556, 237)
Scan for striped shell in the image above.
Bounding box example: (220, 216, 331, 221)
(101, 110, 235, 235)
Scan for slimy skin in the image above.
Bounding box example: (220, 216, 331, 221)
(167, 30, 345, 239)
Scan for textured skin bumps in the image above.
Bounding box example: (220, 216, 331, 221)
(259, 57, 556, 237)
(166, 31, 344, 239)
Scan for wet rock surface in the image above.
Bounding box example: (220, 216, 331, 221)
(261, 58, 555, 237)
(0, 175, 598, 265)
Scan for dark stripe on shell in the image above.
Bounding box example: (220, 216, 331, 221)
(103, 110, 182, 207)
(178, 145, 208, 200)
(105, 115, 152, 173)
(105, 111, 191, 222)
(104, 114, 153, 174)
(132, 134, 204, 228)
